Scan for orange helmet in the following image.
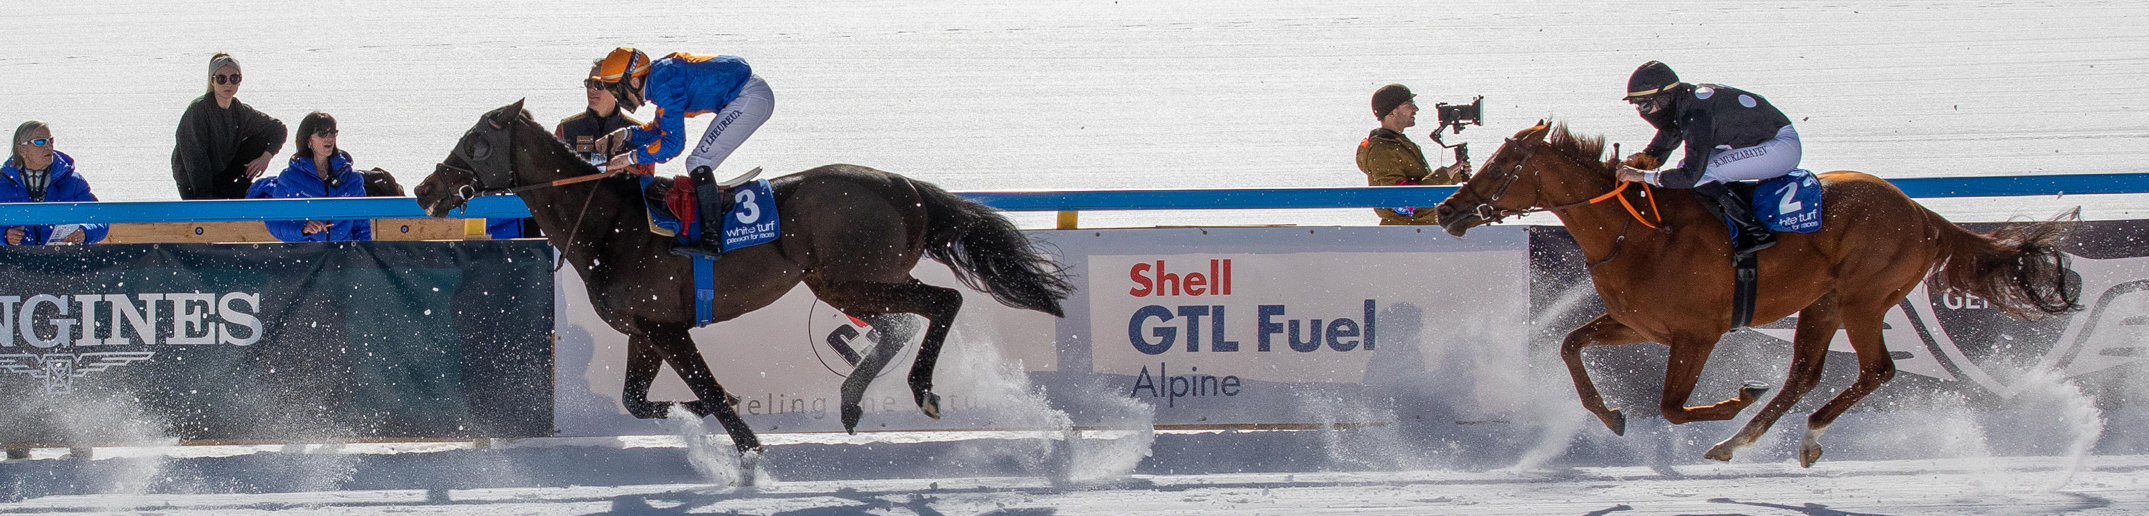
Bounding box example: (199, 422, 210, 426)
(592, 47, 651, 83)
(593, 47, 652, 111)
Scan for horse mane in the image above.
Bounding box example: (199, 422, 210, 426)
(1546, 122, 1610, 169)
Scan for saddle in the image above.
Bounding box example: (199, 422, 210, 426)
(642, 167, 765, 241)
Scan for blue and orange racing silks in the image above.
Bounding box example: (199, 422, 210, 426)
(621, 53, 754, 166)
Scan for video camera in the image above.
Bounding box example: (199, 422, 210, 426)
(1427, 95, 1484, 170)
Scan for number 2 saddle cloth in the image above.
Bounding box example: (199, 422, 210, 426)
(1725, 169, 1823, 241)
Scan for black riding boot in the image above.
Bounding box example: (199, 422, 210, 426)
(671, 166, 729, 260)
(1694, 182, 1776, 258)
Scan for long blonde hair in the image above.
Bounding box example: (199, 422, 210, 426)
(9, 120, 47, 169)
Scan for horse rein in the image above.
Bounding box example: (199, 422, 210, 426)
(1457, 139, 1663, 228)
(435, 117, 626, 272)
(1455, 139, 1666, 268)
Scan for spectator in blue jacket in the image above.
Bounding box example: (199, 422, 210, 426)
(250, 112, 370, 242)
(2, 121, 107, 246)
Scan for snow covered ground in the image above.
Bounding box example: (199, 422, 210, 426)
(6, 429, 2149, 515)
(3, 1, 2149, 514)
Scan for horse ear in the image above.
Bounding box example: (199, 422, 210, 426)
(496, 99, 527, 123)
(1512, 120, 1551, 142)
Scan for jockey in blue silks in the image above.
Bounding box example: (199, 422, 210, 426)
(589, 47, 775, 259)
(1615, 61, 1801, 258)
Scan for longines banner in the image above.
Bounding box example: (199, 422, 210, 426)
(0, 241, 553, 445)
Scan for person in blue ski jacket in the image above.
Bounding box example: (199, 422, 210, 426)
(250, 112, 371, 242)
(588, 47, 774, 259)
(2, 121, 107, 246)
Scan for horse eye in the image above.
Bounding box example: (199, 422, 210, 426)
(468, 139, 491, 160)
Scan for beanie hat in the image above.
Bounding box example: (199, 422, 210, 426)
(1371, 84, 1415, 119)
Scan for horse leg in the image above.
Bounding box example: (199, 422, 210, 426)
(1658, 334, 1769, 425)
(620, 332, 672, 419)
(643, 321, 762, 453)
(1562, 315, 1646, 435)
(1705, 292, 1839, 461)
(834, 313, 910, 434)
(818, 279, 965, 434)
(1798, 299, 1899, 467)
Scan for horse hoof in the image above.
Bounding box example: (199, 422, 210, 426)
(1800, 444, 1824, 468)
(737, 449, 763, 487)
(1740, 381, 1771, 401)
(919, 392, 942, 420)
(1704, 442, 1737, 462)
(841, 404, 863, 435)
(1601, 409, 1627, 436)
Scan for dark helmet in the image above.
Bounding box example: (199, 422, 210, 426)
(1624, 61, 1682, 100)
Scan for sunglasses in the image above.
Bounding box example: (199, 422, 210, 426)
(22, 137, 52, 146)
(584, 78, 605, 89)
(313, 129, 340, 137)
(214, 73, 243, 85)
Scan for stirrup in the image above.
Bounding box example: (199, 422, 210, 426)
(717, 166, 763, 188)
(1733, 234, 1777, 258)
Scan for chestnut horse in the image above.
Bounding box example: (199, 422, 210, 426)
(1435, 122, 2077, 466)
(412, 101, 1072, 460)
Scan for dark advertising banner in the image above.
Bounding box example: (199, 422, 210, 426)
(0, 241, 554, 446)
(1528, 220, 2149, 409)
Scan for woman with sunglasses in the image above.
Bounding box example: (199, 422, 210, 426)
(1614, 61, 1801, 258)
(586, 47, 773, 259)
(248, 112, 370, 242)
(2, 121, 107, 246)
(172, 53, 289, 200)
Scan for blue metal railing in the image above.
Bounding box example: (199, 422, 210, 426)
(3, 172, 2145, 225)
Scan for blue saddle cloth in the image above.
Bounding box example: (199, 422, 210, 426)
(1752, 169, 1823, 233)
(640, 177, 781, 326)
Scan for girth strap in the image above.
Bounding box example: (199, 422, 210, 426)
(1731, 253, 1758, 329)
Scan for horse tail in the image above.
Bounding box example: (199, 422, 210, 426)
(910, 178, 1073, 317)
(1927, 207, 2082, 317)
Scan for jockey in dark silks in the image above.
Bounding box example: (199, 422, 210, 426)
(589, 47, 775, 259)
(1616, 61, 1802, 258)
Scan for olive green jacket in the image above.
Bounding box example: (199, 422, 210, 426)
(1357, 128, 1465, 225)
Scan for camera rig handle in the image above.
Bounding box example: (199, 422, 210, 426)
(1428, 95, 1484, 170)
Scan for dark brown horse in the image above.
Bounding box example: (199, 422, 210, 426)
(412, 101, 1072, 457)
(1435, 122, 2077, 466)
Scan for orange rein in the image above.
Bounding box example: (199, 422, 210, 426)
(1584, 180, 1663, 229)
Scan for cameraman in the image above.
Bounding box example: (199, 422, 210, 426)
(1357, 84, 1468, 225)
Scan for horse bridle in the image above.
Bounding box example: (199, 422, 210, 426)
(1455, 138, 1659, 225)
(434, 114, 619, 271)
(437, 117, 519, 201)
(1452, 138, 1551, 224)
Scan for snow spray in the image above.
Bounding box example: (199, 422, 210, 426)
(661, 405, 764, 487)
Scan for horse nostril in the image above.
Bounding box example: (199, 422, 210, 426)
(1436, 205, 1453, 216)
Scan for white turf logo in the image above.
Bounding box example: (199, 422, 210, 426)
(0, 352, 155, 393)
